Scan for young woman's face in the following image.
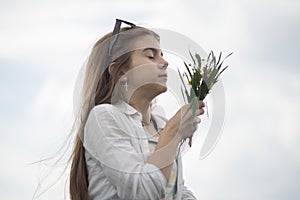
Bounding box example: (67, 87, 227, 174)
(125, 47, 169, 95)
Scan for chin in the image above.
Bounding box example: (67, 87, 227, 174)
(156, 84, 167, 95)
(141, 83, 167, 97)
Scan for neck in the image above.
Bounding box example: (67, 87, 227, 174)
(129, 93, 153, 124)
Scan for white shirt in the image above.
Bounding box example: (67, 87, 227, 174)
(83, 100, 197, 200)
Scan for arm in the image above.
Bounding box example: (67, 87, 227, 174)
(148, 101, 205, 183)
(147, 125, 181, 183)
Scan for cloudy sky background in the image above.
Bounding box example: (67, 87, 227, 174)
(1, 0, 300, 199)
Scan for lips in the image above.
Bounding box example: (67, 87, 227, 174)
(158, 74, 167, 77)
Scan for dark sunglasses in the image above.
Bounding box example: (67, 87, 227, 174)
(108, 19, 136, 57)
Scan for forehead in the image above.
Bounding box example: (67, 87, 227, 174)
(132, 34, 161, 50)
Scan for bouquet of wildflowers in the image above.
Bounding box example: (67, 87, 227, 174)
(178, 51, 232, 147)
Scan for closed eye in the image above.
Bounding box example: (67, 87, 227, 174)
(143, 48, 162, 60)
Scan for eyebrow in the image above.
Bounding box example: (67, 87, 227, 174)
(143, 48, 164, 57)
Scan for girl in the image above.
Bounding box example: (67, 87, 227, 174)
(70, 19, 205, 200)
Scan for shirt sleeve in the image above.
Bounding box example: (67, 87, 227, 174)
(83, 105, 167, 200)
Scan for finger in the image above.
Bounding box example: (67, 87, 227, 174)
(192, 118, 201, 129)
(192, 123, 199, 132)
(193, 116, 201, 124)
(198, 101, 205, 108)
(195, 108, 205, 116)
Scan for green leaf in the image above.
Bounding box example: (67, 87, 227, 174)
(216, 52, 222, 66)
(195, 53, 202, 69)
(208, 51, 216, 69)
(184, 61, 192, 78)
(177, 68, 190, 100)
(189, 50, 196, 66)
(207, 51, 212, 64)
(180, 87, 187, 104)
(188, 97, 198, 147)
(216, 65, 229, 80)
(206, 69, 217, 88)
(218, 52, 233, 70)
(183, 72, 190, 83)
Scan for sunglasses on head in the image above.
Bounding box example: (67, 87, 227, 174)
(108, 19, 136, 57)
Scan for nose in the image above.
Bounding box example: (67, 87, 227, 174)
(159, 57, 168, 69)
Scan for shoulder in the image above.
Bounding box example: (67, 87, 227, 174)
(87, 103, 131, 128)
(92, 103, 113, 114)
(84, 104, 128, 141)
(89, 103, 123, 118)
(85, 104, 118, 128)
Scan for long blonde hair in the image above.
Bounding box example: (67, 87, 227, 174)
(69, 27, 135, 200)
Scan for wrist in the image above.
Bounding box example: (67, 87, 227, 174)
(160, 126, 182, 144)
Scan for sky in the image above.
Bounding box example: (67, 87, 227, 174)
(1, 0, 300, 199)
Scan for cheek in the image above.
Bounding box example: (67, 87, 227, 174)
(126, 64, 159, 87)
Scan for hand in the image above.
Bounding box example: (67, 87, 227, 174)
(164, 101, 205, 141)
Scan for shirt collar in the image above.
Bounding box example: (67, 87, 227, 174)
(113, 100, 167, 130)
(113, 100, 141, 116)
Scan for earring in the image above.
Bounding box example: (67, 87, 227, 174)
(124, 77, 128, 91)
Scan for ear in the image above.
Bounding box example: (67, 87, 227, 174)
(108, 62, 116, 76)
